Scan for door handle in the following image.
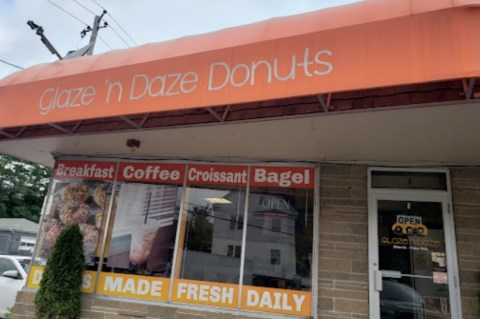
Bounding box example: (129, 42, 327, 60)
(374, 270, 383, 291)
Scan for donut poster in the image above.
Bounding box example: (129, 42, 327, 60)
(36, 160, 117, 266)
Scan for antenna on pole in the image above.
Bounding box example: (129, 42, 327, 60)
(27, 20, 63, 60)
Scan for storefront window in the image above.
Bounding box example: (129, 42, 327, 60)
(175, 164, 247, 284)
(104, 162, 185, 278)
(243, 186, 314, 291)
(33, 160, 117, 268)
(28, 160, 315, 316)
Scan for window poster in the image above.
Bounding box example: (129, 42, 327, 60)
(35, 160, 117, 266)
(106, 182, 180, 273)
(98, 162, 185, 300)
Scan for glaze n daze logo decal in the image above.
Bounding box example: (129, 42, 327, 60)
(381, 214, 440, 251)
(391, 215, 428, 237)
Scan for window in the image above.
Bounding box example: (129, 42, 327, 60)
(34, 161, 118, 268)
(104, 162, 185, 278)
(31, 161, 315, 317)
(230, 215, 243, 230)
(244, 171, 314, 291)
(270, 249, 281, 264)
(176, 164, 247, 284)
(227, 245, 241, 258)
(271, 216, 282, 232)
(0, 258, 16, 274)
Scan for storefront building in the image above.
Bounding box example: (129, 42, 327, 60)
(1, 1, 479, 318)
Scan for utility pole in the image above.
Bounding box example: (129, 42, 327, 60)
(28, 9, 108, 60)
(85, 10, 107, 56)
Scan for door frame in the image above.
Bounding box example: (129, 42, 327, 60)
(367, 167, 463, 319)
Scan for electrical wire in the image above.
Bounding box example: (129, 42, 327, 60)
(107, 22, 131, 48)
(71, 0, 96, 16)
(89, 0, 137, 46)
(46, 0, 90, 26)
(0, 59, 24, 70)
(97, 35, 113, 50)
(90, 0, 104, 10)
(105, 13, 137, 46)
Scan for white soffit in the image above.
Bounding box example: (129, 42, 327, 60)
(0, 102, 479, 167)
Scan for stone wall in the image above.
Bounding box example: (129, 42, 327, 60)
(12, 290, 250, 319)
(451, 168, 480, 319)
(317, 165, 369, 319)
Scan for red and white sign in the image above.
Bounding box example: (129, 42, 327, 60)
(250, 166, 314, 189)
(187, 164, 248, 186)
(53, 160, 117, 181)
(118, 162, 185, 183)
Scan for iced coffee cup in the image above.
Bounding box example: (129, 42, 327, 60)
(129, 225, 159, 266)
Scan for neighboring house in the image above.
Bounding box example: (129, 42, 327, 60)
(0, 218, 39, 256)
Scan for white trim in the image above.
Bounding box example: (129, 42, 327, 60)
(168, 164, 190, 300)
(311, 165, 320, 319)
(94, 160, 121, 293)
(367, 167, 463, 319)
(237, 166, 251, 307)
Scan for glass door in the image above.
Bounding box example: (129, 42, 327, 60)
(377, 199, 450, 319)
(368, 187, 462, 319)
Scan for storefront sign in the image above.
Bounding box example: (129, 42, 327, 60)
(251, 166, 314, 189)
(241, 285, 311, 316)
(2, 7, 480, 128)
(187, 164, 248, 186)
(27, 266, 97, 293)
(172, 279, 238, 308)
(53, 160, 117, 181)
(118, 162, 185, 183)
(97, 272, 170, 301)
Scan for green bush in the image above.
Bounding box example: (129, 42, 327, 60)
(35, 224, 85, 319)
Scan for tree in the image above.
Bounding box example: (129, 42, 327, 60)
(187, 206, 213, 252)
(35, 223, 85, 319)
(0, 154, 51, 222)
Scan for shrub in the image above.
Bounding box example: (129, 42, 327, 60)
(35, 223, 85, 319)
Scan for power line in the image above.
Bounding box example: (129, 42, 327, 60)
(105, 13, 137, 46)
(90, 0, 104, 10)
(89, 0, 137, 46)
(46, 0, 89, 26)
(97, 35, 113, 50)
(107, 22, 131, 48)
(71, 0, 96, 16)
(0, 59, 24, 70)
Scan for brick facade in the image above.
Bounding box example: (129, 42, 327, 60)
(451, 168, 480, 319)
(318, 165, 369, 319)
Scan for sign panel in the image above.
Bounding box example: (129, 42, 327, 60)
(117, 162, 185, 184)
(27, 266, 97, 293)
(172, 279, 238, 309)
(53, 160, 117, 181)
(97, 272, 170, 301)
(187, 164, 248, 186)
(241, 285, 311, 316)
(250, 166, 314, 189)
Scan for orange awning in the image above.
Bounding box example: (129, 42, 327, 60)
(1, 0, 479, 129)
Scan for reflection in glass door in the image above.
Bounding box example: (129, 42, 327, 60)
(377, 200, 450, 319)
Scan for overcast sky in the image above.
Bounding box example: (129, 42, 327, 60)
(0, 0, 360, 79)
